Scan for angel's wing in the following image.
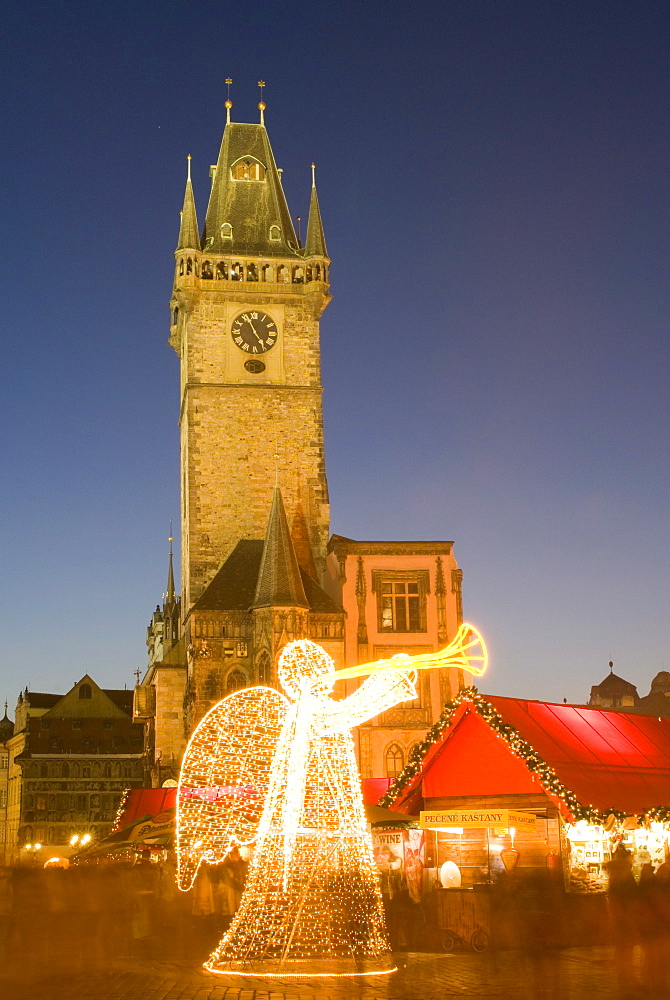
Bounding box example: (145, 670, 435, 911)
(176, 685, 289, 889)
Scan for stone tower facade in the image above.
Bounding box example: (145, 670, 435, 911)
(169, 114, 331, 612)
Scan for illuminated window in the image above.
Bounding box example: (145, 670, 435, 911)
(78, 684, 92, 700)
(385, 743, 405, 779)
(0, 754, 7, 770)
(221, 223, 233, 240)
(372, 572, 428, 633)
(232, 159, 266, 181)
(257, 651, 271, 684)
(269, 225, 281, 241)
(36, 796, 46, 811)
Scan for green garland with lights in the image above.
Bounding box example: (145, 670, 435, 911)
(380, 687, 670, 825)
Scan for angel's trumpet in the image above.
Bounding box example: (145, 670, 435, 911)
(327, 622, 488, 683)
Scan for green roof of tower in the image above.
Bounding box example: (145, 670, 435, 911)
(202, 121, 300, 258)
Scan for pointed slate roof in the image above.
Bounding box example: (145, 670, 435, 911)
(191, 539, 342, 614)
(0, 708, 14, 742)
(304, 173, 327, 258)
(253, 488, 309, 609)
(202, 122, 300, 257)
(176, 163, 200, 251)
(166, 547, 176, 607)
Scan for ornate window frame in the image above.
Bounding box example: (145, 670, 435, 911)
(371, 570, 429, 633)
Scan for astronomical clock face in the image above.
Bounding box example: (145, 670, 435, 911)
(231, 310, 277, 354)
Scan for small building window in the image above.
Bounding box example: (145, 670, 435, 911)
(269, 225, 281, 241)
(79, 684, 92, 700)
(232, 159, 266, 181)
(201, 260, 213, 279)
(385, 743, 405, 779)
(221, 223, 233, 240)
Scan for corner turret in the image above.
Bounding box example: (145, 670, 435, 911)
(176, 156, 200, 252)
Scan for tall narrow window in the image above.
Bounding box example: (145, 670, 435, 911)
(258, 652, 271, 684)
(385, 743, 405, 779)
(226, 669, 247, 693)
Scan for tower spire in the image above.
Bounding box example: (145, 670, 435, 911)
(304, 164, 327, 258)
(252, 488, 308, 609)
(258, 80, 266, 125)
(176, 155, 200, 251)
(166, 522, 176, 607)
(225, 77, 233, 124)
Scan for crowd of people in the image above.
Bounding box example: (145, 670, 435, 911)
(2, 842, 670, 993)
(0, 849, 248, 979)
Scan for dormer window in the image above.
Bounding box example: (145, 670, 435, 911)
(221, 223, 233, 240)
(232, 159, 266, 181)
(269, 225, 281, 241)
(78, 684, 92, 700)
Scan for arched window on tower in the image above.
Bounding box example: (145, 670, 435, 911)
(262, 264, 274, 282)
(79, 684, 92, 700)
(186, 258, 193, 275)
(232, 159, 266, 181)
(179, 258, 184, 276)
(216, 262, 228, 280)
(172, 307, 179, 326)
(385, 742, 405, 779)
(221, 223, 233, 240)
(201, 261, 213, 279)
(226, 669, 247, 694)
(257, 651, 272, 684)
(269, 225, 281, 241)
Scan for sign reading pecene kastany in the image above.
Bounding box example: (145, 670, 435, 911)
(419, 809, 537, 831)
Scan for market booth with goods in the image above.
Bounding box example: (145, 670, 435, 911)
(381, 688, 670, 948)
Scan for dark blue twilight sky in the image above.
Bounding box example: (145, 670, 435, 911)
(0, 1, 667, 707)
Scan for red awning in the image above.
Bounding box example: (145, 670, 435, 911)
(391, 696, 670, 819)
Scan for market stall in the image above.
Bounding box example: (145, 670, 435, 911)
(380, 689, 670, 944)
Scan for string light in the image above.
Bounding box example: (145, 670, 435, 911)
(381, 688, 663, 826)
(178, 638, 430, 977)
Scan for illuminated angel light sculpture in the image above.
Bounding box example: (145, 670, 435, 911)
(177, 623, 487, 978)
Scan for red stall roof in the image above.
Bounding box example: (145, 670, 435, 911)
(388, 695, 670, 820)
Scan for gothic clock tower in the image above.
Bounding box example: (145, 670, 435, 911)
(170, 100, 331, 613)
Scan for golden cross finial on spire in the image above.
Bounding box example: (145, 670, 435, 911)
(187, 154, 191, 182)
(311, 163, 316, 188)
(169, 519, 174, 553)
(134, 667, 141, 684)
(258, 80, 266, 124)
(225, 78, 233, 123)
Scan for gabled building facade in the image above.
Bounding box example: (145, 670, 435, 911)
(6, 677, 143, 863)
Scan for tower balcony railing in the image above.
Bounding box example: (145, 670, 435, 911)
(175, 256, 328, 289)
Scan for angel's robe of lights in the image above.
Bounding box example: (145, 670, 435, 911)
(177, 639, 417, 977)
